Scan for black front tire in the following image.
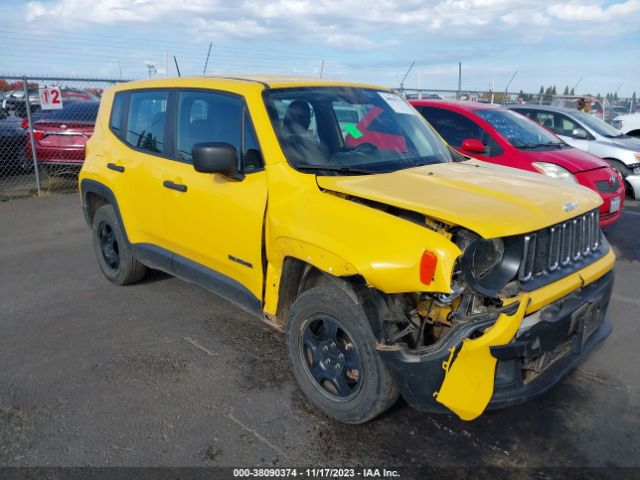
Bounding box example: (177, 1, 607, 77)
(92, 204, 147, 285)
(286, 285, 398, 424)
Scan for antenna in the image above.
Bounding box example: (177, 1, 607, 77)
(399, 61, 415, 92)
(203, 42, 213, 76)
(319, 59, 324, 78)
(174, 56, 181, 77)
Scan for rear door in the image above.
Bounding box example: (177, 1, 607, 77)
(161, 89, 268, 301)
(108, 89, 170, 252)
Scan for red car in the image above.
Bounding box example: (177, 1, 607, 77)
(410, 100, 624, 227)
(25, 101, 99, 172)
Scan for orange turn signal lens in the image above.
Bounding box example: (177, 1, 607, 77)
(420, 250, 438, 285)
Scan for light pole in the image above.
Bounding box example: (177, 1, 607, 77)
(145, 62, 157, 79)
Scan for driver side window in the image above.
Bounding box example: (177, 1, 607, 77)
(556, 114, 582, 137)
(417, 106, 482, 149)
(176, 91, 242, 164)
(533, 112, 580, 137)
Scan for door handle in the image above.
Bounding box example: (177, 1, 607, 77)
(163, 180, 188, 192)
(107, 163, 125, 173)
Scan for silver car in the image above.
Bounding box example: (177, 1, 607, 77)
(510, 105, 640, 199)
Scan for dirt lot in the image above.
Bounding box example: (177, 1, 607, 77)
(0, 194, 639, 474)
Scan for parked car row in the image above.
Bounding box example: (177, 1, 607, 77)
(0, 94, 98, 175)
(1, 88, 99, 117)
(410, 100, 625, 225)
(510, 105, 640, 200)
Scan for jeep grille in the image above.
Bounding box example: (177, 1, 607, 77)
(519, 210, 601, 283)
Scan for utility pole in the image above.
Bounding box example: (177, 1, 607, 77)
(457, 62, 462, 100)
(319, 59, 324, 78)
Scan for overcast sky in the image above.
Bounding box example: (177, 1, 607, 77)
(1, 0, 639, 96)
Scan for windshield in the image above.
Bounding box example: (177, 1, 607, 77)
(572, 110, 624, 137)
(476, 108, 563, 148)
(264, 87, 451, 174)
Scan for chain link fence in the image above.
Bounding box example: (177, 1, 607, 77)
(0, 76, 127, 201)
(1, 75, 637, 202)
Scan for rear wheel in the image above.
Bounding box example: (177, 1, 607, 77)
(286, 285, 398, 424)
(92, 204, 147, 285)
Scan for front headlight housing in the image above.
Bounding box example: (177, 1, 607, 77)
(461, 237, 523, 297)
(532, 162, 578, 183)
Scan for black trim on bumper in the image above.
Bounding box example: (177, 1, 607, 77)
(377, 270, 614, 414)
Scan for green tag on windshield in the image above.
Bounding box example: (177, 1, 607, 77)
(344, 123, 363, 139)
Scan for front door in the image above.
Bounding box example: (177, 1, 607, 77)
(161, 90, 268, 302)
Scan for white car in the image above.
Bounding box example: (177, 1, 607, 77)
(511, 105, 640, 199)
(612, 113, 640, 138)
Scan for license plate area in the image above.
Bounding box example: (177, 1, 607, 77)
(609, 196, 621, 213)
(521, 299, 605, 384)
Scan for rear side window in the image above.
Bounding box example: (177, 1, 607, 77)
(530, 111, 580, 136)
(45, 102, 99, 122)
(417, 106, 482, 149)
(109, 93, 126, 135)
(176, 91, 242, 163)
(126, 90, 169, 154)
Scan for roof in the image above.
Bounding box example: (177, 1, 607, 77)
(109, 75, 389, 93)
(409, 99, 504, 112)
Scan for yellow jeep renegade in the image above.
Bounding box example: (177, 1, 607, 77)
(80, 76, 615, 424)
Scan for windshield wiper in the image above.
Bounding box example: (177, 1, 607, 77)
(297, 164, 377, 175)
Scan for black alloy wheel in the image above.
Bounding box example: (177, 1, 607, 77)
(300, 314, 363, 400)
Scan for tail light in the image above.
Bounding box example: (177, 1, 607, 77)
(420, 250, 438, 285)
(32, 130, 44, 140)
(21, 117, 28, 129)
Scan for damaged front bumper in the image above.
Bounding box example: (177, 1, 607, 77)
(377, 270, 614, 420)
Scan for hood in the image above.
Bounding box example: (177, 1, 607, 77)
(316, 160, 602, 238)
(522, 147, 609, 173)
(606, 136, 640, 151)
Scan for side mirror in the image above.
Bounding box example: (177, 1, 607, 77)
(571, 128, 588, 139)
(461, 138, 486, 153)
(192, 142, 243, 180)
